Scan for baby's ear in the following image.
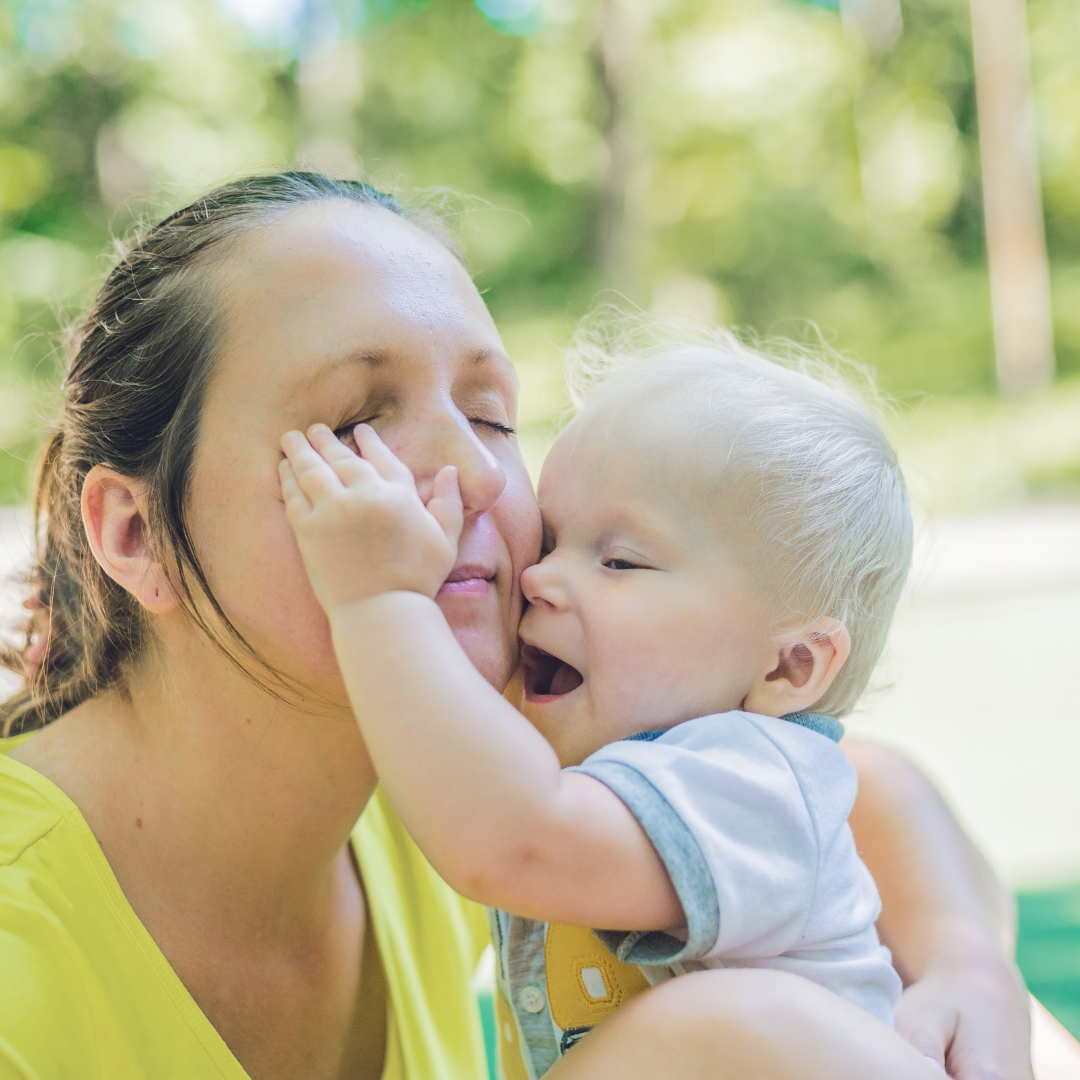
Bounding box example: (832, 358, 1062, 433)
(742, 619, 850, 718)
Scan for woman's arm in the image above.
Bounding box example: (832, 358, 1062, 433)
(844, 739, 1033, 1080)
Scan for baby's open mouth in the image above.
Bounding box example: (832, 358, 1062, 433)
(522, 643, 584, 700)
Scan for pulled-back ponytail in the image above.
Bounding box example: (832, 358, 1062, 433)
(2, 172, 449, 735)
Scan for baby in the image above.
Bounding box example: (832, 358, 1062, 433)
(280, 337, 913, 1078)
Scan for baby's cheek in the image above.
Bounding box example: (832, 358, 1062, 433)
(606, 619, 719, 724)
(596, 643, 674, 728)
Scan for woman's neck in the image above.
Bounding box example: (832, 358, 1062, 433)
(11, 627, 377, 948)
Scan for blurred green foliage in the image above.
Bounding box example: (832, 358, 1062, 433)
(1018, 883, 1080, 1038)
(0, 0, 1079, 502)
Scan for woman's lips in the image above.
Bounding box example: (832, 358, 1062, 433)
(437, 564, 495, 598)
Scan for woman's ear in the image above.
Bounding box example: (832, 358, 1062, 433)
(742, 618, 851, 717)
(81, 465, 178, 615)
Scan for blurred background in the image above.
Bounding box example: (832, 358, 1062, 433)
(1, 0, 1080, 1044)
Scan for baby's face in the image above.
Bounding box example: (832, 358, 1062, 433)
(519, 413, 777, 767)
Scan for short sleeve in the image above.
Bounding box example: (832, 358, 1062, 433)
(568, 712, 856, 967)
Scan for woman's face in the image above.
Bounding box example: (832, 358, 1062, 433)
(186, 200, 541, 701)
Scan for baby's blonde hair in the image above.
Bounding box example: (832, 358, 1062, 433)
(565, 316, 912, 718)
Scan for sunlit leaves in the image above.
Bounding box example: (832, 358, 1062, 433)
(859, 95, 963, 230)
(509, 44, 605, 186)
(0, 143, 49, 209)
(0, 232, 92, 301)
(7, 0, 83, 60)
(474, 0, 544, 36)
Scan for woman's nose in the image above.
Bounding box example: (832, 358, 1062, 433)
(404, 409, 507, 517)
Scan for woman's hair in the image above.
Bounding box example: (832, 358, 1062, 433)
(1, 171, 457, 736)
(566, 318, 913, 718)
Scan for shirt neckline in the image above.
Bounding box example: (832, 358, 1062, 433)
(620, 710, 845, 745)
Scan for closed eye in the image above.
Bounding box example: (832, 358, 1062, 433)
(332, 416, 515, 453)
(471, 418, 517, 436)
(602, 557, 646, 571)
(333, 420, 375, 450)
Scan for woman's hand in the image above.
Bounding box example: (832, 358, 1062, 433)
(279, 423, 464, 613)
(844, 740, 1034, 1080)
(896, 941, 1033, 1079)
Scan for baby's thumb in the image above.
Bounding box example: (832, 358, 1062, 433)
(427, 465, 464, 547)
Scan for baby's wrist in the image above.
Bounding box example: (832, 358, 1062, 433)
(327, 588, 441, 630)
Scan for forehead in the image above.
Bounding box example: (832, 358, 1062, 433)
(227, 199, 493, 341)
(539, 404, 703, 533)
(208, 200, 506, 404)
(544, 390, 701, 493)
(544, 388, 761, 537)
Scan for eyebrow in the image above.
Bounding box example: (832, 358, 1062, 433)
(597, 503, 687, 554)
(325, 348, 389, 372)
(464, 345, 515, 372)
(285, 348, 389, 393)
(291, 343, 515, 394)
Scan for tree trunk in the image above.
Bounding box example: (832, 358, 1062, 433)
(591, 0, 641, 301)
(970, 0, 1054, 395)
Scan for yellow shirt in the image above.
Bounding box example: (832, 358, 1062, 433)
(0, 734, 491, 1080)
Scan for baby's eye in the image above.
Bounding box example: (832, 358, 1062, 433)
(602, 557, 643, 571)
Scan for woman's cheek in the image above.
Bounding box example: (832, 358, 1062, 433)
(459, 453, 538, 688)
(498, 457, 543, 597)
(209, 504, 348, 693)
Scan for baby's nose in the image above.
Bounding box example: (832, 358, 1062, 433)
(520, 563, 542, 602)
(521, 557, 565, 609)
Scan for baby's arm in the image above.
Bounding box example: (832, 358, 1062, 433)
(280, 425, 682, 932)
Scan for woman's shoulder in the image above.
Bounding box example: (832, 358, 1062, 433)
(0, 745, 107, 1074)
(0, 741, 113, 963)
(0, 739, 68, 868)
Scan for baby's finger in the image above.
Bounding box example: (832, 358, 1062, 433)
(354, 425, 415, 485)
(306, 424, 370, 486)
(427, 465, 464, 549)
(278, 459, 311, 521)
(281, 429, 345, 500)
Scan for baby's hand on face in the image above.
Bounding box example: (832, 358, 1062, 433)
(279, 424, 463, 613)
